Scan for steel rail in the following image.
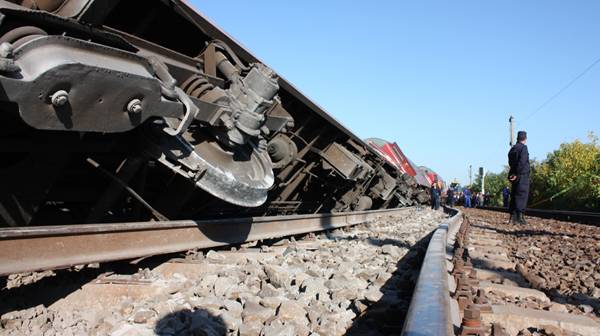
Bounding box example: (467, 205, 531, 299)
(402, 207, 462, 336)
(478, 206, 600, 226)
(0, 207, 413, 277)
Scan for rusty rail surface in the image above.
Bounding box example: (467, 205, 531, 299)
(478, 206, 600, 226)
(402, 207, 462, 336)
(0, 207, 414, 277)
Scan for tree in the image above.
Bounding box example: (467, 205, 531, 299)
(469, 167, 509, 206)
(529, 132, 599, 211)
(484, 168, 510, 206)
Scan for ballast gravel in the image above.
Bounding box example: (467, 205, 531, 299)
(0, 208, 447, 336)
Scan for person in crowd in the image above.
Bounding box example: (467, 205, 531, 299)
(473, 192, 480, 207)
(484, 193, 491, 206)
(430, 182, 440, 210)
(463, 188, 471, 208)
(446, 187, 455, 207)
(502, 186, 510, 208)
(508, 131, 530, 224)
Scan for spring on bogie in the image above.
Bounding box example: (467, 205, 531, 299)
(181, 75, 214, 99)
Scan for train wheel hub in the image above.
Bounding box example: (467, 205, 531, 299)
(145, 122, 274, 207)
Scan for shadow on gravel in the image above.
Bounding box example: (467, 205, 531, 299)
(550, 290, 600, 312)
(331, 236, 413, 249)
(0, 268, 104, 316)
(470, 223, 588, 239)
(345, 230, 436, 336)
(364, 237, 412, 249)
(154, 308, 226, 336)
(0, 254, 176, 316)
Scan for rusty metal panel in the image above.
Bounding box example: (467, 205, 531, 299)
(321, 143, 372, 181)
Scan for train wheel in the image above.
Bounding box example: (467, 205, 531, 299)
(144, 121, 274, 208)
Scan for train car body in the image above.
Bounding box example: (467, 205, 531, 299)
(0, 0, 425, 226)
(365, 138, 430, 204)
(419, 166, 446, 191)
(365, 138, 415, 176)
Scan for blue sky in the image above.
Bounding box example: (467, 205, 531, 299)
(192, 0, 600, 185)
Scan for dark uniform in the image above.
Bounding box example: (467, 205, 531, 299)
(430, 184, 440, 210)
(446, 188, 455, 207)
(508, 132, 530, 224)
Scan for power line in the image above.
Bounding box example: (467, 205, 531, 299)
(522, 55, 600, 122)
(475, 56, 600, 178)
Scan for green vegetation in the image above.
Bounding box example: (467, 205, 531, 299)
(529, 132, 599, 211)
(476, 133, 599, 211)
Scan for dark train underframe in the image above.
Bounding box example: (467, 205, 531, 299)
(0, 0, 428, 226)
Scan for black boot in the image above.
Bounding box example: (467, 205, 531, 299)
(508, 212, 517, 224)
(518, 212, 527, 225)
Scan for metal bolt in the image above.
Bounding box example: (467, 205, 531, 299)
(455, 247, 464, 257)
(453, 259, 465, 275)
(258, 139, 268, 152)
(50, 90, 69, 107)
(459, 305, 484, 336)
(464, 258, 473, 270)
(457, 296, 469, 310)
(457, 274, 471, 289)
(474, 289, 492, 313)
(469, 269, 479, 285)
(463, 305, 480, 320)
(127, 99, 143, 114)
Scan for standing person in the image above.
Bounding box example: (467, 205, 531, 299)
(502, 186, 510, 208)
(474, 193, 480, 207)
(437, 180, 444, 209)
(463, 188, 471, 208)
(446, 187, 455, 207)
(430, 182, 440, 210)
(508, 131, 530, 224)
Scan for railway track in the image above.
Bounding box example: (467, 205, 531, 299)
(3, 205, 599, 336)
(403, 207, 600, 336)
(0, 207, 451, 335)
(0, 207, 421, 277)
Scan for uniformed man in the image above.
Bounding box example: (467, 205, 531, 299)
(430, 182, 440, 210)
(508, 131, 530, 224)
(463, 188, 471, 208)
(446, 187, 455, 207)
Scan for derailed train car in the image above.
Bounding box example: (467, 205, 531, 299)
(365, 138, 432, 204)
(419, 166, 446, 191)
(367, 138, 445, 192)
(0, 0, 423, 226)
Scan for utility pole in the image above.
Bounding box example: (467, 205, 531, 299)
(479, 167, 485, 194)
(509, 115, 515, 147)
(468, 165, 472, 186)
